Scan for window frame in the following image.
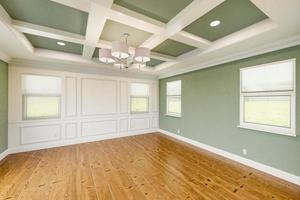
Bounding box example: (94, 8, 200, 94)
(130, 96, 149, 114)
(22, 74, 62, 120)
(130, 83, 150, 114)
(166, 80, 182, 118)
(238, 59, 296, 137)
(23, 94, 61, 120)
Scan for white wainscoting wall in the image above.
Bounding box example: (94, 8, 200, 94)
(8, 66, 159, 153)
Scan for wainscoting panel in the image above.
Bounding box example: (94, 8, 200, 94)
(65, 77, 77, 117)
(8, 66, 158, 151)
(81, 78, 117, 116)
(21, 124, 61, 144)
(120, 81, 128, 114)
(130, 117, 151, 131)
(120, 119, 128, 132)
(65, 123, 77, 139)
(152, 117, 159, 128)
(81, 120, 117, 137)
(152, 83, 159, 112)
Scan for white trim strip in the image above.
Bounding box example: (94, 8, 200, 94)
(0, 149, 9, 162)
(0, 50, 10, 63)
(159, 129, 300, 186)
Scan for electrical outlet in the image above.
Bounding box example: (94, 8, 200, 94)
(242, 149, 247, 155)
(177, 129, 180, 134)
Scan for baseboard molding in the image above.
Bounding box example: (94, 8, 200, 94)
(8, 129, 157, 154)
(159, 129, 300, 186)
(0, 149, 10, 162)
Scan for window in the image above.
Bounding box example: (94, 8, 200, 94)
(22, 74, 61, 120)
(239, 59, 296, 136)
(130, 83, 149, 113)
(166, 80, 181, 117)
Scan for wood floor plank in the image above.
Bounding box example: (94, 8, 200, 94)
(0, 133, 299, 200)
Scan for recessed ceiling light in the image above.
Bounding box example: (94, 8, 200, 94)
(210, 20, 221, 27)
(57, 41, 66, 46)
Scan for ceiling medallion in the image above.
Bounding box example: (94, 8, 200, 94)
(99, 33, 151, 70)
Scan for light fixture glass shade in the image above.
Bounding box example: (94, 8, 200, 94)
(134, 47, 150, 63)
(112, 41, 129, 59)
(99, 49, 115, 63)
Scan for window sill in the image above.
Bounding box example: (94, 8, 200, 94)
(165, 113, 181, 118)
(237, 124, 296, 137)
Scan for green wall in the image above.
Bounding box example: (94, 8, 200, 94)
(0, 60, 8, 154)
(159, 45, 300, 176)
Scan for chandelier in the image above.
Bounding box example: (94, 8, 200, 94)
(99, 33, 150, 69)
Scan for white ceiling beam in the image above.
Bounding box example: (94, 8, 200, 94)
(141, 0, 224, 49)
(202, 19, 278, 54)
(12, 20, 175, 62)
(12, 20, 86, 45)
(109, 3, 214, 50)
(49, 0, 213, 50)
(150, 52, 175, 62)
(83, 0, 113, 59)
(0, 6, 34, 54)
(35, 48, 94, 63)
(171, 31, 212, 49)
(155, 19, 278, 71)
(109, 4, 165, 35)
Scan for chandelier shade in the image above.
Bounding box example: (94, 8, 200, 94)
(134, 47, 150, 63)
(114, 59, 127, 69)
(99, 49, 115, 64)
(112, 41, 129, 59)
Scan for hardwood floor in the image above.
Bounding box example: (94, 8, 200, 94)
(0, 133, 299, 200)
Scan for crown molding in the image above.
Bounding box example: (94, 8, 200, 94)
(158, 34, 300, 79)
(0, 50, 10, 63)
(10, 58, 158, 80)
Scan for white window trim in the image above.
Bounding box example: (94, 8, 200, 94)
(166, 95, 182, 118)
(166, 80, 182, 118)
(238, 59, 296, 137)
(130, 82, 150, 114)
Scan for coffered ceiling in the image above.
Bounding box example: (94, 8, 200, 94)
(0, 0, 300, 77)
(114, 0, 193, 23)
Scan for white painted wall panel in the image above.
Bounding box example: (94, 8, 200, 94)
(152, 83, 159, 112)
(120, 81, 128, 114)
(81, 120, 117, 137)
(21, 124, 61, 144)
(65, 77, 77, 117)
(65, 123, 77, 139)
(81, 79, 117, 116)
(130, 118, 150, 130)
(120, 119, 128, 132)
(8, 66, 158, 152)
(152, 117, 159, 128)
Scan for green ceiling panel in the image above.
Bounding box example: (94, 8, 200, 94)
(25, 34, 83, 55)
(147, 58, 165, 67)
(114, 0, 193, 23)
(100, 20, 152, 47)
(184, 0, 268, 41)
(153, 39, 196, 57)
(0, 0, 88, 35)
